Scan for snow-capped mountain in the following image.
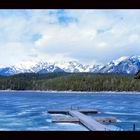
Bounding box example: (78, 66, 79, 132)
(54, 61, 88, 72)
(0, 67, 17, 76)
(98, 56, 140, 74)
(0, 55, 140, 76)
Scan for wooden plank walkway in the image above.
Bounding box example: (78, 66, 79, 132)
(78, 109, 98, 113)
(69, 111, 111, 131)
(52, 117, 80, 123)
(48, 108, 115, 131)
(52, 116, 116, 123)
(48, 109, 98, 114)
(48, 109, 69, 114)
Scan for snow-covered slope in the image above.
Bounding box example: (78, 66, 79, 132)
(0, 67, 17, 76)
(54, 61, 88, 72)
(98, 56, 140, 74)
(0, 55, 140, 76)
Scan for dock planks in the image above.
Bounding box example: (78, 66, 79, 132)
(52, 116, 116, 123)
(69, 111, 111, 131)
(48, 108, 115, 131)
(48, 109, 98, 114)
(52, 117, 80, 123)
(48, 109, 69, 114)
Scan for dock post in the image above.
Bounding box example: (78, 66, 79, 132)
(133, 123, 136, 131)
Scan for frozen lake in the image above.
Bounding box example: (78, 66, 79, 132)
(0, 91, 140, 131)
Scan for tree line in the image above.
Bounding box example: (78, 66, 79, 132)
(0, 72, 139, 91)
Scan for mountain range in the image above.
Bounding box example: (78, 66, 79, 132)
(0, 55, 140, 76)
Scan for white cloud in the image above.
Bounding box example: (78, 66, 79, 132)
(1, 10, 140, 67)
(97, 42, 107, 48)
(129, 34, 140, 43)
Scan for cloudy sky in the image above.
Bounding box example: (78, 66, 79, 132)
(0, 9, 140, 67)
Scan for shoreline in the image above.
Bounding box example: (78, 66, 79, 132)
(0, 90, 140, 94)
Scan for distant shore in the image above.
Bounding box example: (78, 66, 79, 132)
(0, 73, 139, 92)
(0, 90, 140, 94)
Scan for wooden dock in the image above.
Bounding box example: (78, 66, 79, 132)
(48, 109, 98, 114)
(48, 108, 114, 131)
(69, 111, 111, 131)
(93, 116, 116, 123)
(48, 109, 69, 114)
(52, 117, 80, 123)
(52, 116, 116, 123)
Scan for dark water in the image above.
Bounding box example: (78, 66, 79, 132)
(0, 91, 140, 131)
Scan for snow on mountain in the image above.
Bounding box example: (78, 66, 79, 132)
(85, 65, 104, 73)
(13, 60, 39, 73)
(0, 67, 17, 76)
(99, 55, 140, 74)
(112, 56, 128, 66)
(0, 55, 140, 76)
(54, 61, 87, 72)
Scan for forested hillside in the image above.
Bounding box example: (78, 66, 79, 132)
(134, 70, 140, 79)
(0, 73, 139, 91)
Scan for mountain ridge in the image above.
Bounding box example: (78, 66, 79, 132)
(0, 55, 140, 76)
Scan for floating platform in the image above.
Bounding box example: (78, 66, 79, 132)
(52, 116, 116, 123)
(48, 108, 114, 131)
(69, 111, 112, 131)
(48, 109, 98, 114)
(52, 117, 80, 123)
(48, 109, 69, 114)
(93, 116, 117, 123)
